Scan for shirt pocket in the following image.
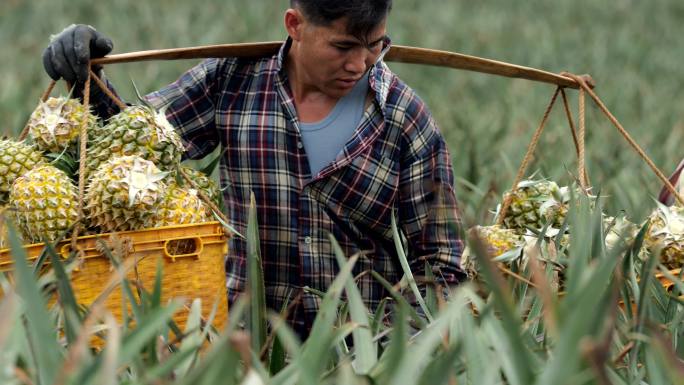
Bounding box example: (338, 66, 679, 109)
(313, 147, 400, 233)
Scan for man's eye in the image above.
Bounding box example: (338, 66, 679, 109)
(335, 45, 353, 51)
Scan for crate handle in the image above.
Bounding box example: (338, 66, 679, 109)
(163, 237, 204, 261)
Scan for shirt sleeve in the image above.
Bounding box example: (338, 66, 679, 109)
(397, 94, 466, 288)
(145, 58, 235, 160)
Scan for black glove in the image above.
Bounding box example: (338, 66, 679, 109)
(42, 24, 113, 87)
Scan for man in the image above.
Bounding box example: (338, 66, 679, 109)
(659, 158, 684, 206)
(43, 0, 465, 337)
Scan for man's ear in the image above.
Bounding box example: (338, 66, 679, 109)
(284, 8, 305, 41)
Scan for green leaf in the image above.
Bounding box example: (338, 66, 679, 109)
(175, 298, 203, 378)
(298, 254, 359, 384)
(45, 240, 82, 345)
(390, 211, 433, 322)
(330, 233, 377, 374)
(370, 300, 408, 384)
(199, 147, 227, 177)
(247, 191, 267, 356)
(467, 223, 535, 385)
(7, 221, 63, 385)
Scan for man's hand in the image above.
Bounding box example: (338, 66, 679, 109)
(42, 24, 113, 86)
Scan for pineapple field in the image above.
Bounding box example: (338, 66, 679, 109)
(1, 0, 684, 384)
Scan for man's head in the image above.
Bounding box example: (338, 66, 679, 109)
(285, 0, 392, 99)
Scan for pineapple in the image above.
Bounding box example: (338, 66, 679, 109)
(604, 214, 638, 252)
(0, 139, 45, 202)
(152, 183, 211, 227)
(644, 203, 684, 269)
(27, 96, 99, 153)
(85, 155, 168, 232)
(0, 206, 10, 248)
(178, 166, 221, 206)
(86, 105, 184, 178)
(153, 184, 212, 255)
(461, 225, 524, 277)
(499, 179, 569, 233)
(8, 165, 78, 243)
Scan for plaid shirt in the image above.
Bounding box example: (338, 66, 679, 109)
(94, 38, 464, 336)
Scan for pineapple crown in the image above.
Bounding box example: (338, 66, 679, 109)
(34, 97, 72, 141)
(131, 80, 185, 150)
(123, 157, 169, 208)
(651, 200, 684, 241)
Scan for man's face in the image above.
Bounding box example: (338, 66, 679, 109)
(290, 15, 387, 99)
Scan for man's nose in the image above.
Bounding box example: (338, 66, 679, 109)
(344, 49, 368, 74)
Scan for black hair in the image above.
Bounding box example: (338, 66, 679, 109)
(290, 0, 392, 42)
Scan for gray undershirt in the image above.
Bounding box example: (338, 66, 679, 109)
(299, 72, 369, 177)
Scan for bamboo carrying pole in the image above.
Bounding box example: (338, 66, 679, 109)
(91, 41, 594, 89)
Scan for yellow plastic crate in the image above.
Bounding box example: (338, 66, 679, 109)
(0, 221, 229, 332)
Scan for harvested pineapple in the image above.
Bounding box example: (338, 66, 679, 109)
(27, 96, 99, 153)
(0, 206, 10, 248)
(153, 183, 212, 255)
(85, 155, 168, 232)
(0, 139, 45, 202)
(179, 166, 221, 206)
(152, 183, 211, 227)
(85, 105, 184, 178)
(460, 225, 525, 277)
(644, 203, 684, 269)
(8, 164, 78, 243)
(499, 179, 568, 233)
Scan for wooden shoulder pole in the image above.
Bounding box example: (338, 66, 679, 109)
(91, 41, 594, 89)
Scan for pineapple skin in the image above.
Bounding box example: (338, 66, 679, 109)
(8, 165, 78, 243)
(0, 139, 45, 201)
(86, 105, 184, 178)
(178, 166, 221, 206)
(152, 183, 211, 227)
(85, 155, 167, 232)
(502, 180, 566, 232)
(460, 225, 524, 277)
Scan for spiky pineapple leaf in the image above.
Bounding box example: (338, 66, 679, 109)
(7, 220, 63, 385)
(330, 233, 377, 374)
(247, 191, 267, 356)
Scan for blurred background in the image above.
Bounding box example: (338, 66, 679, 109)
(1, 0, 683, 224)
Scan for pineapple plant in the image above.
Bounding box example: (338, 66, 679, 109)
(27, 96, 99, 153)
(8, 164, 78, 243)
(0, 139, 45, 202)
(498, 179, 569, 233)
(643, 202, 684, 269)
(85, 104, 184, 178)
(85, 155, 168, 232)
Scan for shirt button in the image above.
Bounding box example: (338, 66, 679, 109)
(297, 141, 304, 149)
(304, 236, 312, 244)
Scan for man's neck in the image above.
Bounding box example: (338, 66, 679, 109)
(285, 53, 340, 123)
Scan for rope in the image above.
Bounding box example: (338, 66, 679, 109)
(71, 70, 91, 254)
(560, 88, 590, 187)
(18, 80, 58, 141)
(561, 72, 684, 206)
(577, 86, 588, 190)
(496, 87, 561, 226)
(89, 69, 128, 111)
